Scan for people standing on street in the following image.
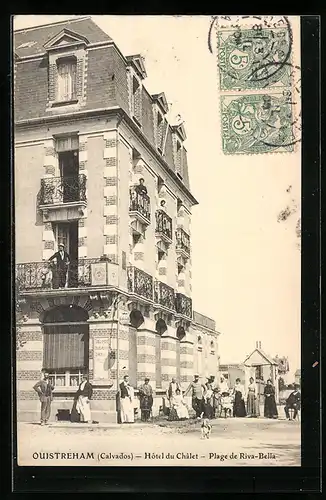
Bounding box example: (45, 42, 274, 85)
(246, 377, 259, 418)
(166, 377, 181, 411)
(232, 378, 247, 417)
(119, 375, 135, 423)
(168, 388, 189, 421)
(48, 243, 70, 288)
(264, 379, 278, 419)
(184, 374, 205, 419)
(138, 378, 154, 422)
(284, 384, 301, 421)
(203, 383, 215, 419)
(33, 372, 54, 425)
(75, 374, 93, 423)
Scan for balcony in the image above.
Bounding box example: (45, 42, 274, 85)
(155, 209, 173, 244)
(176, 227, 190, 259)
(127, 266, 153, 301)
(16, 259, 104, 291)
(129, 187, 151, 228)
(175, 292, 192, 318)
(154, 280, 176, 310)
(39, 175, 87, 222)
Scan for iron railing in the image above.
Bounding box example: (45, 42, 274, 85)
(155, 209, 172, 240)
(16, 259, 101, 291)
(175, 292, 192, 318)
(40, 175, 87, 205)
(154, 280, 176, 310)
(129, 187, 151, 221)
(127, 266, 153, 301)
(176, 227, 190, 256)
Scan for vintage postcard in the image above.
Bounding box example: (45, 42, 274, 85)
(14, 15, 301, 467)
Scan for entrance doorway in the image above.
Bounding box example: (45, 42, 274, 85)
(54, 221, 79, 287)
(59, 149, 79, 202)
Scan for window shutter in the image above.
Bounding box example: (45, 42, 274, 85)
(76, 58, 84, 100)
(43, 324, 88, 370)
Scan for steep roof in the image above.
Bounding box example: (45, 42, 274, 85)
(14, 16, 112, 58)
(243, 348, 278, 367)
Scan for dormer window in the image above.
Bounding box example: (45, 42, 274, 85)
(44, 28, 88, 110)
(57, 57, 77, 102)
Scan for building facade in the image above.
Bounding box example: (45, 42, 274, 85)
(14, 17, 220, 422)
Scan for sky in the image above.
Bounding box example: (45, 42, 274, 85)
(13, 15, 301, 380)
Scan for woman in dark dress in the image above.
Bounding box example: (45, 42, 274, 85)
(233, 378, 247, 417)
(263, 379, 278, 418)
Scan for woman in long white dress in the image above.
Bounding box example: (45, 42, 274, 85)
(169, 388, 189, 420)
(119, 375, 135, 423)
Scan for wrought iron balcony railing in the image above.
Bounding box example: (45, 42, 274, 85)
(176, 227, 190, 256)
(129, 187, 151, 222)
(16, 259, 101, 291)
(175, 292, 192, 318)
(40, 175, 87, 205)
(155, 209, 172, 241)
(127, 266, 153, 301)
(154, 280, 176, 310)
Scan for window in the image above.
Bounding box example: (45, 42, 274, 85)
(43, 306, 89, 388)
(57, 58, 77, 102)
(131, 75, 142, 124)
(176, 141, 183, 179)
(157, 112, 164, 151)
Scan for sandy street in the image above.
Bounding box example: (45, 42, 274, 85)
(17, 416, 300, 467)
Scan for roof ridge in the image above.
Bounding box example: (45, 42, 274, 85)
(14, 16, 91, 33)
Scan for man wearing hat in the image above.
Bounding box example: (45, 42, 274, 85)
(138, 377, 153, 422)
(184, 374, 206, 418)
(48, 243, 71, 288)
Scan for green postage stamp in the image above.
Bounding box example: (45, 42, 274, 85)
(217, 27, 292, 91)
(221, 93, 296, 155)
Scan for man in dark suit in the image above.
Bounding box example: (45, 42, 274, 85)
(33, 372, 54, 425)
(284, 384, 301, 420)
(48, 243, 70, 288)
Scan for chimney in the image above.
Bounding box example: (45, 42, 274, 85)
(259, 341, 262, 349)
(255, 341, 258, 348)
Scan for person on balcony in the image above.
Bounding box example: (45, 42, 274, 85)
(135, 178, 147, 195)
(48, 243, 70, 288)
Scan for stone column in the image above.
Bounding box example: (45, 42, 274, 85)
(78, 135, 88, 259)
(103, 131, 118, 263)
(42, 138, 57, 260)
(16, 320, 43, 422)
(136, 316, 157, 389)
(161, 326, 177, 389)
(179, 332, 194, 391)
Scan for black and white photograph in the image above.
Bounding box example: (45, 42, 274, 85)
(14, 14, 302, 467)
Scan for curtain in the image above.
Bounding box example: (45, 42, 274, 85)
(57, 60, 77, 101)
(43, 324, 88, 370)
(56, 135, 79, 153)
